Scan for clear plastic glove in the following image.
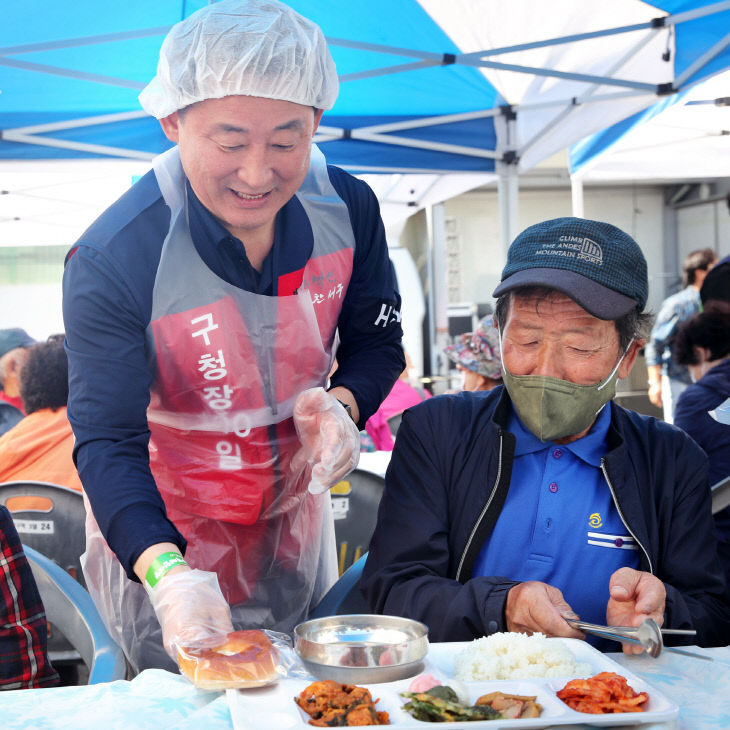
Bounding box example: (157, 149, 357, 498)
(149, 569, 234, 661)
(292, 387, 360, 494)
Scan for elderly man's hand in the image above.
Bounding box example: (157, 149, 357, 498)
(505, 581, 585, 639)
(292, 387, 360, 494)
(607, 567, 666, 654)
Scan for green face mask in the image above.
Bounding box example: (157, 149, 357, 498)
(500, 339, 633, 442)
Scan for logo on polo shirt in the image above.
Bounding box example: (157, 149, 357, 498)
(588, 512, 602, 528)
(587, 531, 638, 550)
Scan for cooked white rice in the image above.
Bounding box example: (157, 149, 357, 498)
(453, 632, 591, 680)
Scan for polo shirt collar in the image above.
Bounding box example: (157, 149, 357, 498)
(507, 399, 611, 466)
(186, 180, 228, 245)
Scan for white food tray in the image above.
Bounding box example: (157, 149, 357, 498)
(228, 639, 679, 729)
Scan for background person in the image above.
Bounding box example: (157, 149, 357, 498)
(673, 301, 730, 586)
(62, 0, 404, 674)
(0, 328, 36, 436)
(645, 247, 717, 423)
(700, 253, 730, 307)
(363, 217, 730, 652)
(443, 315, 502, 392)
(0, 335, 82, 492)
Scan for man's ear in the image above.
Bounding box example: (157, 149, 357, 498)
(618, 339, 644, 379)
(312, 109, 324, 136)
(159, 112, 181, 143)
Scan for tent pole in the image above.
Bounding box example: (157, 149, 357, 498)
(497, 166, 519, 260)
(428, 203, 449, 380)
(571, 175, 585, 218)
(496, 109, 519, 259)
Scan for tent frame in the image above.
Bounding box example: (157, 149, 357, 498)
(3, 1, 730, 169)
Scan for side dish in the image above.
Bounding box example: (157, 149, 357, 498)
(295, 679, 390, 726)
(557, 671, 649, 714)
(400, 685, 542, 722)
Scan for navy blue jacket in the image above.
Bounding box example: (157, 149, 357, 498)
(674, 358, 730, 486)
(674, 358, 730, 587)
(362, 387, 730, 647)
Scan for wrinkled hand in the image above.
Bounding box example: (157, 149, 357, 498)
(607, 567, 666, 655)
(149, 569, 234, 660)
(292, 387, 360, 494)
(505, 581, 584, 639)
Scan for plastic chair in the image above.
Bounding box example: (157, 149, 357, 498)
(711, 475, 730, 515)
(2, 480, 88, 678)
(0, 481, 86, 587)
(23, 544, 127, 684)
(308, 553, 369, 618)
(330, 469, 385, 575)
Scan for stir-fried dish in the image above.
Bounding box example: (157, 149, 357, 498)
(295, 679, 390, 726)
(557, 671, 649, 714)
(400, 685, 542, 722)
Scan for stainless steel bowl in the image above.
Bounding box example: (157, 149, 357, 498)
(293, 614, 429, 684)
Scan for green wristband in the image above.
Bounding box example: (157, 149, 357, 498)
(145, 551, 187, 590)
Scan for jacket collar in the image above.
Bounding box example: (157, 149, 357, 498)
(602, 402, 652, 573)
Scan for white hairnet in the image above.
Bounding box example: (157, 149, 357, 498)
(139, 0, 339, 119)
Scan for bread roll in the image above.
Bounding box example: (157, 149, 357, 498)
(177, 629, 278, 690)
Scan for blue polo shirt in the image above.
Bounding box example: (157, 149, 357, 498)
(473, 403, 640, 639)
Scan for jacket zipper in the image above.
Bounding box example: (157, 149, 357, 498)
(600, 458, 653, 574)
(456, 430, 503, 581)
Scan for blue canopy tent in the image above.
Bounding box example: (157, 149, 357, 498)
(3, 1, 730, 216)
(570, 69, 730, 181)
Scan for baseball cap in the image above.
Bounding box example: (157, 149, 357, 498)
(492, 217, 648, 319)
(444, 316, 502, 379)
(0, 328, 36, 359)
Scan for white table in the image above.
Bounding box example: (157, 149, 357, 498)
(1, 645, 729, 729)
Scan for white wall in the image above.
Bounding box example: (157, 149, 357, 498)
(676, 198, 730, 268)
(0, 283, 64, 340)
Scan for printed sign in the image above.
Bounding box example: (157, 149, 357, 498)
(13, 519, 55, 534)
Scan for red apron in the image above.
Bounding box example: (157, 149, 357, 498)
(82, 144, 355, 673)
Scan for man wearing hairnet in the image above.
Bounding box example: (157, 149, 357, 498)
(62, 0, 404, 674)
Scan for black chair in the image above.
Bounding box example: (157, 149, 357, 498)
(0, 481, 86, 587)
(1, 480, 88, 681)
(711, 475, 730, 515)
(330, 469, 385, 575)
(309, 553, 369, 618)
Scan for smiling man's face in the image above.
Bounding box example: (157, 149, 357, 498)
(161, 95, 322, 249)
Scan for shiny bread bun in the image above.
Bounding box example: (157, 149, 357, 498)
(177, 629, 278, 690)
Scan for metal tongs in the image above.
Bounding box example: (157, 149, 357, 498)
(565, 617, 711, 661)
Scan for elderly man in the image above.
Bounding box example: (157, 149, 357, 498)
(63, 0, 403, 673)
(362, 217, 730, 651)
